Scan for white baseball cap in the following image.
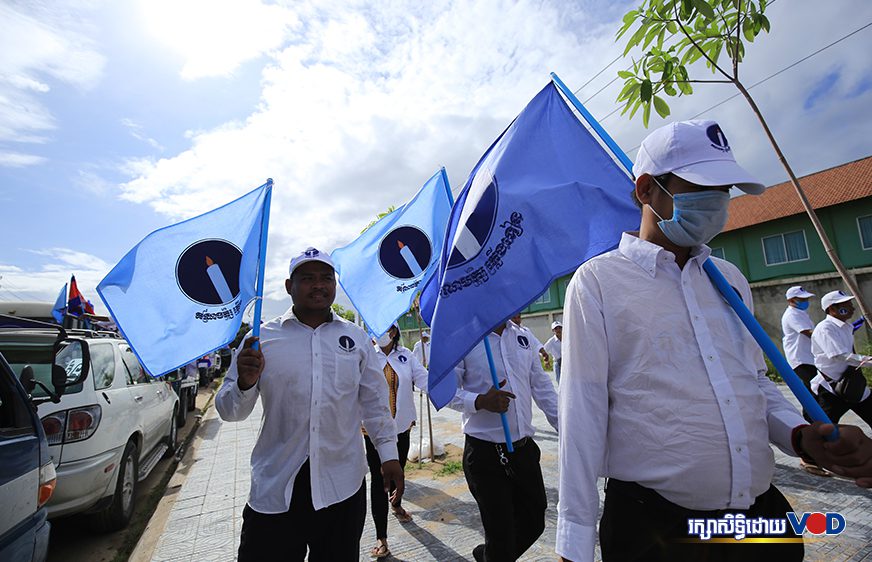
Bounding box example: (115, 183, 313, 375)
(421, 330, 430, 339)
(820, 290, 854, 311)
(289, 247, 334, 277)
(551, 320, 562, 330)
(633, 120, 765, 194)
(785, 286, 815, 300)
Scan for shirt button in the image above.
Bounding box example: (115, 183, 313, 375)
(725, 399, 732, 405)
(736, 446, 743, 453)
(738, 492, 744, 497)
(707, 355, 715, 361)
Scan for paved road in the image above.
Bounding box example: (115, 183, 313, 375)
(147, 382, 872, 561)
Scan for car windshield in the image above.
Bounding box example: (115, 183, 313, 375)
(0, 340, 84, 397)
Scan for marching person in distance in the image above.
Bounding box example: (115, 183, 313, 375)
(810, 291, 872, 429)
(366, 323, 429, 559)
(412, 330, 431, 366)
(449, 319, 558, 561)
(544, 321, 563, 382)
(556, 120, 872, 562)
(510, 313, 551, 368)
(781, 285, 827, 476)
(215, 247, 403, 562)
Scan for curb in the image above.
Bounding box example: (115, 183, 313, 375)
(128, 391, 217, 562)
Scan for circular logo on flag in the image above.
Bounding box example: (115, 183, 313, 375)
(176, 239, 242, 306)
(447, 175, 499, 269)
(379, 226, 432, 279)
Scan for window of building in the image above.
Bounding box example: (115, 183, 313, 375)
(532, 289, 551, 305)
(710, 247, 726, 259)
(762, 231, 809, 265)
(858, 215, 872, 250)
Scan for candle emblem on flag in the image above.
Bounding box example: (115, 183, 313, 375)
(397, 240, 423, 277)
(205, 256, 234, 303)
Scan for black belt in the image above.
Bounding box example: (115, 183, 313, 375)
(467, 434, 531, 450)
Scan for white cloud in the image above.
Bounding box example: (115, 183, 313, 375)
(0, 150, 47, 167)
(0, 1, 106, 144)
(121, 118, 164, 151)
(0, 248, 111, 313)
(138, 0, 300, 80)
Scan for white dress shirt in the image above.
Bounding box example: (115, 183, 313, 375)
(556, 233, 805, 562)
(215, 309, 398, 513)
(412, 340, 431, 366)
(373, 344, 429, 433)
(781, 306, 815, 368)
(543, 335, 562, 361)
(810, 315, 872, 399)
(448, 323, 558, 442)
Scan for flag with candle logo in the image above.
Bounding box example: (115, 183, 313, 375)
(97, 181, 271, 376)
(332, 169, 452, 337)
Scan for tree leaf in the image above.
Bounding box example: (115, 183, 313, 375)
(760, 14, 770, 32)
(641, 78, 653, 102)
(623, 22, 651, 55)
(653, 95, 671, 118)
(642, 101, 652, 127)
(692, 0, 716, 20)
(742, 16, 755, 41)
(618, 70, 635, 79)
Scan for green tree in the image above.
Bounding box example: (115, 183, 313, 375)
(331, 304, 356, 322)
(230, 322, 251, 349)
(616, 0, 871, 323)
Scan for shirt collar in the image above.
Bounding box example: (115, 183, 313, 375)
(618, 232, 711, 278)
(824, 314, 847, 328)
(280, 306, 335, 326)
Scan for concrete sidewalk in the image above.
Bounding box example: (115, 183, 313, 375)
(146, 384, 872, 561)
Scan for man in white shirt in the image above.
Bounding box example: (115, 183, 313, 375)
(449, 321, 558, 561)
(810, 290, 872, 429)
(781, 286, 816, 418)
(557, 120, 872, 562)
(412, 330, 431, 366)
(543, 321, 562, 382)
(216, 247, 404, 561)
(511, 313, 551, 368)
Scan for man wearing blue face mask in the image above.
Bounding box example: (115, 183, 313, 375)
(781, 288, 817, 409)
(556, 120, 872, 562)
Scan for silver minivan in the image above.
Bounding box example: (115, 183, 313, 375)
(0, 327, 178, 532)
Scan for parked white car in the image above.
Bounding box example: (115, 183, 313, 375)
(0, 327, 178, 532)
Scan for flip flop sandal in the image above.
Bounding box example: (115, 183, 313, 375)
(370, 543, 391, 559)
(392, 507, 413, 523)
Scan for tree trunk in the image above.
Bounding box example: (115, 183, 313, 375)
(736, 81, 872, 324)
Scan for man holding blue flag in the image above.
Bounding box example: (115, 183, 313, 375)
(556, 120, 872, 562)
(449, 319, 558, 561)
(216, 248, 404, 561)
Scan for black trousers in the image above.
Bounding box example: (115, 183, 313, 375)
(816, 386, 872, 427)
(463, 435, 547, 561)
(599, 479, 803, 562)
(237, 460, 366, 562)
(364, 429, 411, 539)
(793, 363, 817, 422)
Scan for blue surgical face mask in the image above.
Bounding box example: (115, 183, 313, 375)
(795, 301, 810, 311)
(648, 177, 730, 247)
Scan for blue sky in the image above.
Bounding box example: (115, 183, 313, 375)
(2, 0, 872, 321)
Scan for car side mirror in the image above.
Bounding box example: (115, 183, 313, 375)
(20, 365, 36, 393)
(53, 339, 90, 392)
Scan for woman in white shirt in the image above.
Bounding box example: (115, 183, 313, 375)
(366, 324, 429, 558)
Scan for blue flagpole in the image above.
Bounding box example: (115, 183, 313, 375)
(483, 337, 515, 453)
(550, 72, 838, 440)
(251, 179, 273, 351)
(440, 166, 455, 205)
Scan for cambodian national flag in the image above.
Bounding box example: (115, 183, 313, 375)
(422, 82, 640, 408)
(67, 276, 86, 316)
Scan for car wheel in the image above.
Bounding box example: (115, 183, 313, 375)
(91, 439, 138, 532)
(164, 409, 178, 459)
(176, 391, 188, 427)
(187, 387, 196, 411)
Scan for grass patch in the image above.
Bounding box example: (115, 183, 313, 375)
(434, 460, 463, 477)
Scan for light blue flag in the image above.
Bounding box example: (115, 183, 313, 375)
(51, 284, 67, 324)
(425, 82, 640, 409)
(97, 182, 271, 376)
(332, 169, 452, 337)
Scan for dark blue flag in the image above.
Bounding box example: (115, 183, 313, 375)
(425, 82, 639, 408)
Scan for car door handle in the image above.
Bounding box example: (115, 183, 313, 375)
(134, 395, 144, 402)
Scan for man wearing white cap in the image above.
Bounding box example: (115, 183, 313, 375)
(810, 290, 872, 429)
(412, 330, 431, 366)
(216, 247, 404, 561)
(544, 320, 563, 382)
(781, 286, 817, 409)
(557, 120, 872, 562)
